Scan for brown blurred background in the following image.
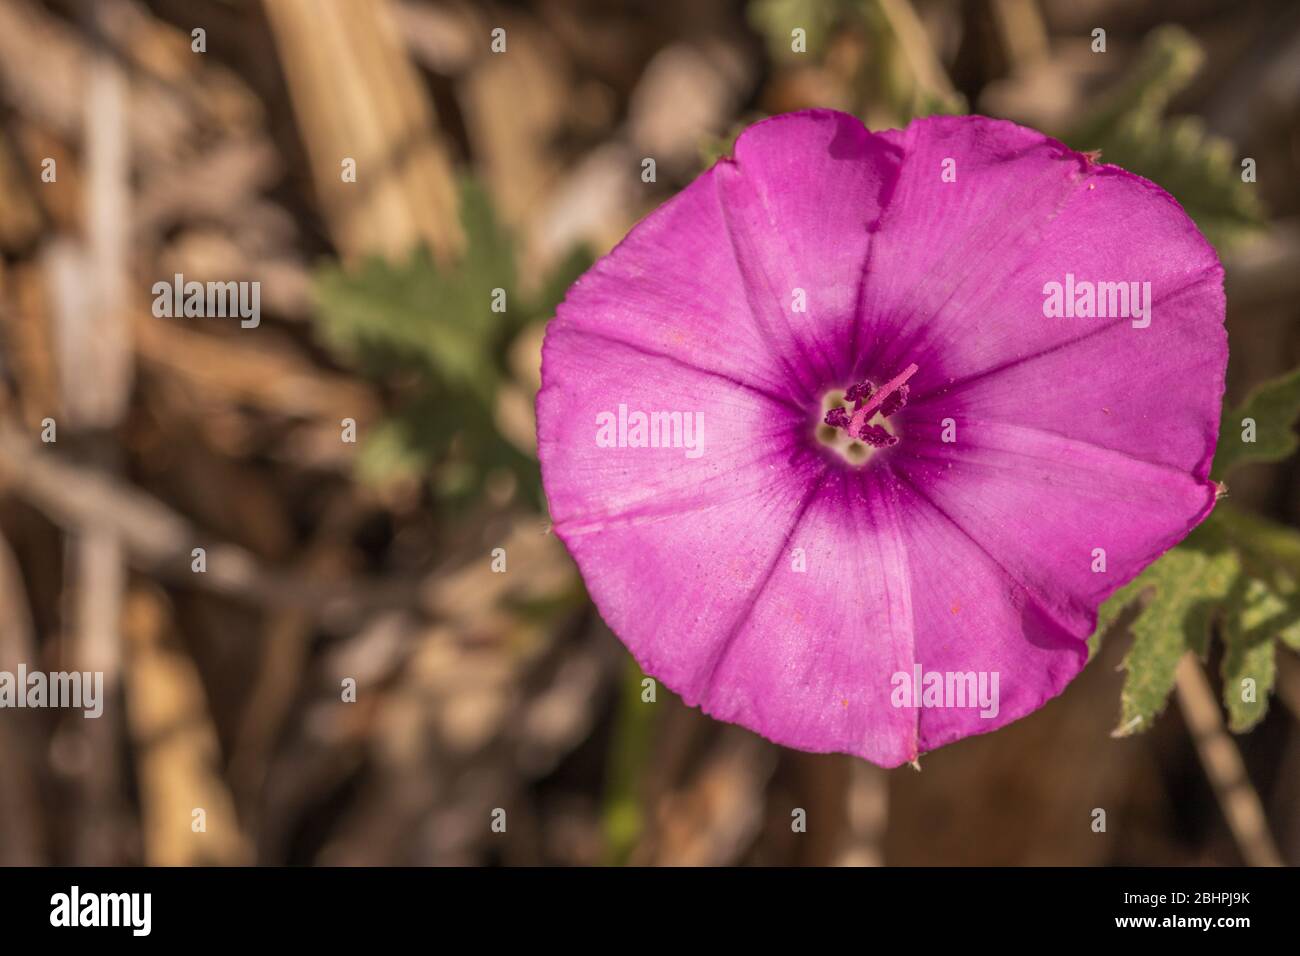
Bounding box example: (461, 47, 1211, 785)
(0, 0, 1297, 866)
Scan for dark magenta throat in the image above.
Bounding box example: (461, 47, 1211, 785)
(823, 363, 918, 448)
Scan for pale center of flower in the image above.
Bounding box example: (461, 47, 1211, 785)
(815, 363, 918, 465)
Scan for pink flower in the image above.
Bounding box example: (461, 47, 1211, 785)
(536, 110, 1226, 767)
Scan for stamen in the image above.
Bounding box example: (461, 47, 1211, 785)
(844, 381, 874, 405)
(823, 363, 919, 447)
(877, 387, 908, 419)
(849, 363, 918, 423)
(857, 424, 896, 447)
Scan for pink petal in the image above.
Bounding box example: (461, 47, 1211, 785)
(536, 110, 1227, 765)
(553, 110, 900, 405)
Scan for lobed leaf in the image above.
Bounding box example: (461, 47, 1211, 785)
(1062, 25, 1265, 248)
(1113, 546, 1239, 737)
(1220, 578, 1279, 732)
(1213, 366, 1300, 477)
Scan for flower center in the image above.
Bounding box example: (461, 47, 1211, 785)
(816, 363, 918, 464)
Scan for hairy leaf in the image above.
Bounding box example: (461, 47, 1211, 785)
(1214, 366, 1300, 476)
(1097, 498, 1300, 737)
(1220, 578, 1279, 732)
(312, 179, 586, 499)
(1062, 25, 1264, 247)
(1113, 545, 1238, 737)
(314, 180, 513, 402)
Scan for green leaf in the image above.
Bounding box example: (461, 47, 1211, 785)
(1089, 567, 1148, 659)
(1213, 505, 1300, 654)
(1213, 366, 1300, 477)
(747, 0, 965, 121)
(314, 180, 514, 402)
(311, 178, 578, 502)
(1061, 26, 1264, 248)
(747, 0, 845, 63)
(1098, 501, 1300, 737)
(860, 0, 966, 122)
(522, 244, 593, 327)
(1064, 25, 1204, 154)
(1113, 545, 1239, 737)
(1220, 578, 1278, 732)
